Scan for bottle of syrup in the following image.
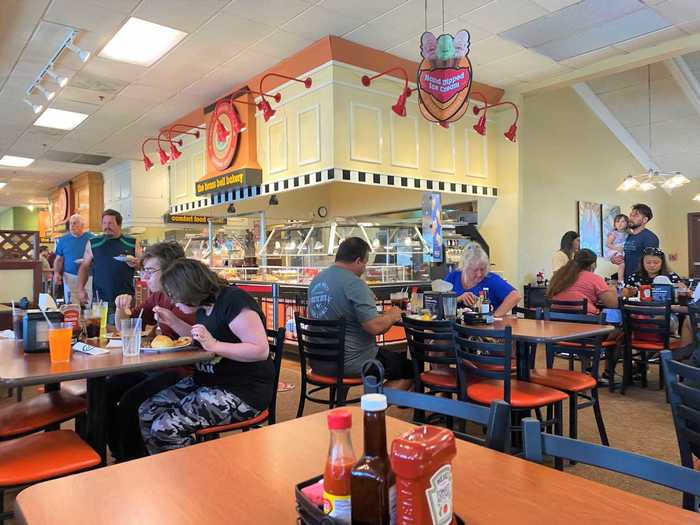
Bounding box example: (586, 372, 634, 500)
(351, 394, 396, 524)
(323, 410, 356, 524)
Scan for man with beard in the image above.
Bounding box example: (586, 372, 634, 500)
(77, 209, 139, 321)
(612, 203, 659, 281)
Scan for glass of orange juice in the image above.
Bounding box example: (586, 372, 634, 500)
(48, 322, 73, 363)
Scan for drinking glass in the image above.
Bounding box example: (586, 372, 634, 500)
(120, 318, 142, 357)
(85, 308, 101, 339)
(442, 294, 457, 320)
(98, 301, 109, 335)
(48, 323, 73, 363)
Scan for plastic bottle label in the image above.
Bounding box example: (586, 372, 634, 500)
(425, 465, 453, 525)
(323, 492, 351, 524)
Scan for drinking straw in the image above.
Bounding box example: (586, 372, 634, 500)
(39, 307, 55, 329)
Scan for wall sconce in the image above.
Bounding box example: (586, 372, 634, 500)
(471, 92, 519, 143)
(161, 124, 205, 160)
(361, 67, 415, 118)
(141, 137, 183, 171)
(258, 73, 312, 122)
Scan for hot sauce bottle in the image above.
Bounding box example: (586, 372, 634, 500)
(351, 394, 396, 525)
(323, 410, 356, 524)
(390, 426, 457, 525)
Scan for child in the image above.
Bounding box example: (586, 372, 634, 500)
(606, 213, 629, 282)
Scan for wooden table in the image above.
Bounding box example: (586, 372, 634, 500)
(16, 407, 700, 525)
(479, 317, 615, 380)
(0, 339, 211, 461)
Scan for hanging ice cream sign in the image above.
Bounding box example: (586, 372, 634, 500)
(417, 30, 472, 126)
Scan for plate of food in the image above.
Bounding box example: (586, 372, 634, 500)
(113, 255, 129, 262)
(143, 335, 194, 352)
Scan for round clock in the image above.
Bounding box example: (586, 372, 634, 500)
(53, 186, 69, 225)
(317, 206, 328, 218)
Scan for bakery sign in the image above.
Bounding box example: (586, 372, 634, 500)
(163, 214, 226, 225)
(417, 30, 473, 126)
(194, 168, 262, 196)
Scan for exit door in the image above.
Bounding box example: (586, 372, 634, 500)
(689, 213, 700, 278)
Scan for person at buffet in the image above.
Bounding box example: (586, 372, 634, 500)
(54, 214, 94, 304)
(612, 203, 659, 280)
(547, 249, 619, 314)
(551, 231, 580, 274)
(139, 259, 273, 454)
(444, 242, 520, 317)
(106, 242, 196, 462)
(77, 209, 139, 320)
(308, 237, 411, 389)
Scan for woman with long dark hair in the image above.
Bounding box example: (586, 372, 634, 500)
(623, 247, 683, 289)
(551, 231, 580, 274)
(547, 249, 618, 314)
(138, 259, 273, 454)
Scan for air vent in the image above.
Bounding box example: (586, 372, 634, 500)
(43, 151, 111, 165)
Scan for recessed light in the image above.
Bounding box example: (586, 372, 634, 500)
(0, 156, 35, 168)
(0, 183, 7, 190)
(34, 108, 88, 130)
(99, 17, 187, 67)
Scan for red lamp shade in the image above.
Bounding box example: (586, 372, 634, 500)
(258, 99, 275, 122)
(216, 119, 230, 143)
(392, 93, 407, 117)
(473, 114, 486, 136)
(504, 122, 518, 142)
(143, 154, 154, 172)
(170, 143, 182, 160)
(439, 121, 450, 129)
(158, 147, 170, 165)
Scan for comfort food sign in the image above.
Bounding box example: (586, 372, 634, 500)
(417, 30, 472, 126)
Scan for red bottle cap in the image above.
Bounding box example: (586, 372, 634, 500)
(327, 409, 352, 430)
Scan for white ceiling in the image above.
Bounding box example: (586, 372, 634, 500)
(0, 0, 699, 206)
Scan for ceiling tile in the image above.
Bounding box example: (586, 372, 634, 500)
(530, 0, 581, 11)
(678, 18, 700, 34)
(282, 6, 368, 40)
(44, 0, 128, 34)
(587, 62, 669, 94)
(614, 26, 686, 52)
(224, 0, 313, 27)
(55, 85, 116, 106)
(469, 36, 525, 65)
(132, 0, 230, 33)
(559, 46, 626, 68)
(246, 30, 314, 59)
(80, 56, 146, 83)
(320, 0, 407, 23)
(467, 0, 548, 34)
(650, 0, 700, 25)
(0, 0, 50, 88)
(85, 0, 140, 12)
(471, 67, 518, 88)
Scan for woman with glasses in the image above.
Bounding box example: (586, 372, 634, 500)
(139, 259, 273, 455)
(107, 241, 196, 462)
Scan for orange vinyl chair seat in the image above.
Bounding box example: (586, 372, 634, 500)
(420, 371, 458, 389)
(0, 391, 86, 440)
(528, 369, 597, 392)
(466, 378, 568, 409)
(558, 338, 619, 349)
(195, 409, 269, 438)
(630, 338, 684, 352)
(0, 430, 99, 486)
(306, 371, 363, 386)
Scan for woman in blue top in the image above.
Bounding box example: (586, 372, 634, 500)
(444, 242, 521, 316)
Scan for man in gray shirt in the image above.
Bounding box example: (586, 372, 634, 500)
(308, 237, 410, 387)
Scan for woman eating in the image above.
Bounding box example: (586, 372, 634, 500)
(139, 259, 273, 454)
(444, 242, 520, 317)
(547, 249, 619, 314)
(624, 247, 685, 291)
(551, 231, 580, 273)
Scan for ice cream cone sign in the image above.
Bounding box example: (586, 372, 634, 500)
(417, 30, 472, 127)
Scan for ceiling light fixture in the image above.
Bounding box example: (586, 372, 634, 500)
(361, 67, 415, 118)
(159, 124, 205, 161)
(616, 175, 640, 192)
(258, 73, 312, 122)
(34, 108, 88, 130)
(0, 183, 7, 190)
(66, 41, 90, 62)
(693, 194, 700, 202)
(35, 85, 55, 102)
(99, 17, 186, 67)
(23, 99, 43, 114)
(0, 155, 35, 167)
(45, 69, 68, 88)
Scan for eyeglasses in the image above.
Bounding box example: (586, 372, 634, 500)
(142, 267, 161, 276)
(642, 247, 664, 257)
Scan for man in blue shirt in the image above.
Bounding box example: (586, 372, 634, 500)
(54, 214, 94, 304)
(612, 203, 659, 281)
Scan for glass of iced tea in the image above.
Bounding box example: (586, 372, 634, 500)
(48, 323, 73, 363)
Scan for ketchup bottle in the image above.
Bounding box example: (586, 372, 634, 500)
(391, 426, 457, 525)
(323, 410, 355, 524)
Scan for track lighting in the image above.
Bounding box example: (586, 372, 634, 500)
(46, 69, 68, 88)
(66, 41, 90, 62)
(35, 85, 55, 102)
(23, 99, 43, 114)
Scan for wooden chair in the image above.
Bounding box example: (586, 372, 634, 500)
(361, 359, 511, 452)
(661, 350, 700, 510)
(522, 417, 700, 508)
(528, 311, 609, 447)
(195, 328, 286, 442)
(0, 390, 86, 442)
(295, 314, 361, 417)
(0, 430, 100, 522)
(454, 324, 568, 468)
(621, 300, 682, 393)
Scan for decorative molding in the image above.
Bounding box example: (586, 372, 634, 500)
(267, 115, 288, 175)
(390, 112, 419, 169)
(464, 126, 488, 179)
(349, 101, 383, 164)
(297, 104, 321, 166)
(429, 123, 456, 174)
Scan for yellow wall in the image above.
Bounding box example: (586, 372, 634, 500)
(518, 86, 669, 286)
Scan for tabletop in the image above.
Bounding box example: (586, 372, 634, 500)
(16, 407, 700, 525)
(482, 317, 615, 343)
(0, 339, 212, 387)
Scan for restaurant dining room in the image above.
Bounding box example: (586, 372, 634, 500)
(3, 0, 700, 523)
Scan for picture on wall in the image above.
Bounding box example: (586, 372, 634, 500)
(602, 204, 622, 259)
(577, 201, 602, 256)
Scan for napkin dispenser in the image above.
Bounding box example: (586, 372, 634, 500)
(22, 310, 64, 353)
(423, 291, 457, 320)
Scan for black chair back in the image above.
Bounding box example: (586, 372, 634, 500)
(511, 306, 541, 320)
(523, 284, 546, 309)
(621, 300, 672, 350)
(403, 315, 456, 392)
(266, 327, 286, 425)
(361, 360, 511, 452)
(454, 324, 514, 403)
(295, 313, 347, 377)
(661, 350, 700, 510)
(542, 311, 607, 376)
(545, 298, 588, 314)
